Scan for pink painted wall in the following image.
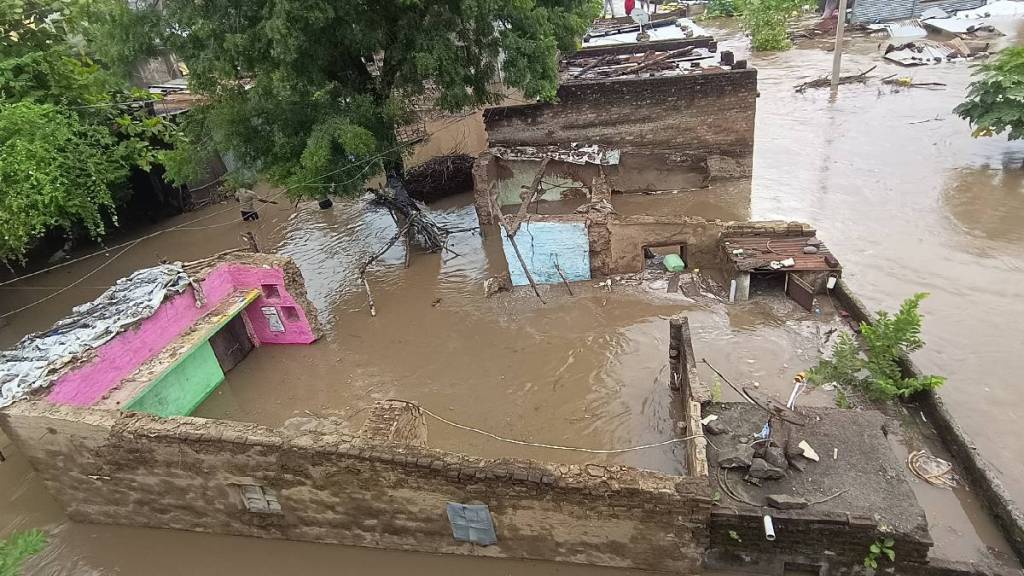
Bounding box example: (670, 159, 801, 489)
(46, 263, 316, 407)
(225, 264, 317, 346)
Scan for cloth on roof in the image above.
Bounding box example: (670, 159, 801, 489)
(0, 264, 197, 407)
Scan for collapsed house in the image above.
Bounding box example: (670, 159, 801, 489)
(0, 254, 965, 575)
(0, 251, 716, 574)
(471, 28, 842, 307)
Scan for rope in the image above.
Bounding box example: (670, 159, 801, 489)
(0, 241, 141, 319)
(386, 399, 704, 454)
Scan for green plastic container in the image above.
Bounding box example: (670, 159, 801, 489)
(663, 253, 686, 272)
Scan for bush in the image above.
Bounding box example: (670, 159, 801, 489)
(0, 529, 47, 576)
(808, 293, 945, 401)
(954, 47, 1024, 142)
(705, 0, 743, 17)
(744, 0, 804, 51)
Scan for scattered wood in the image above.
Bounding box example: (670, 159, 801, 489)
(794, 65, 877, 92)
(614, 47, 696, 76)
(572, 55, 611, 78)
(508, 157, 551, 237)
(909, 115, 946, 124)
(488, 185, 545, 303)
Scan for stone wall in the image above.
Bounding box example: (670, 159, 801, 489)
(483, 69, 757, 165)
(1, 400, 712, 573)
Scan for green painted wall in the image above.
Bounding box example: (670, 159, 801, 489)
(124, 341, 225, 418)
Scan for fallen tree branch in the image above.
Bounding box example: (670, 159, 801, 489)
(553, 255, 574, 296)
(359, 220, 413, 317)
(794, 65, 877, 92)
(882, 77, 947, 89)
(488, 186, 545, 303)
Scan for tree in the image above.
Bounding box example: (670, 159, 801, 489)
(0, 0, 176, 264)
(955, 47, 1024, 143)
(151, 0, 601, 197)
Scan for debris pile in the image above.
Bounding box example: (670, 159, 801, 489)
(883, 39, 989, 66)
(563, 47, 737, 80)
(404, 154, 475, 202)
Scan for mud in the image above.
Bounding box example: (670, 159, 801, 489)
(2, 19, 1024, 576)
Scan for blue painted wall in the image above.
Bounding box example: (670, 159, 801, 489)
(502, 221, 591, 286)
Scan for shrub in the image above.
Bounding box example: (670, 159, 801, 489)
(808, 293, 945, 401)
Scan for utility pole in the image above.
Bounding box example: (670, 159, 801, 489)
(829, 0, 850, 97)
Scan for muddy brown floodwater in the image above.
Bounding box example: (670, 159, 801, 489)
(2, 20, 1024, 576)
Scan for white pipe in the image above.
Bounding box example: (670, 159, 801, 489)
(763, 514, 776, 541)
(786, 381, 805, 409)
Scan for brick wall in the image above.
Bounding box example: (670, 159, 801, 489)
(483, 69, 757, 163)
(709, 508, 931, 573)
(2, 400, 712, 573)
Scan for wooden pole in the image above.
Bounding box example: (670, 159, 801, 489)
(829, 0, 850, 98)
(508, 157, 550, 237)
(488, 190, 546, 303)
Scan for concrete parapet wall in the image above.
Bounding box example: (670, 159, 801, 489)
(1, 400, 712, 573)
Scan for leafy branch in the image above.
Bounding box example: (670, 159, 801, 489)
(808, 293, 945, 401)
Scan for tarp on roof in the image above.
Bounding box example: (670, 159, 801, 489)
(0, 264, 197, 407)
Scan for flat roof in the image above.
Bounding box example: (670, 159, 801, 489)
(722, 235, 841, 273)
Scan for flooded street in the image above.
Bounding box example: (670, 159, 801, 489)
(2, 19, 1024, 576)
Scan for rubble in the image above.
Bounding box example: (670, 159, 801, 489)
(718, 444, 755, 469)
(749, 458, 787, 480)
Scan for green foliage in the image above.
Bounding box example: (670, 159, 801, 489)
(807, 294, 945, 401)
(704, 0, 742, 18)
(955, 47, 1024, 141)
(807, 332, 862, 389)
(0, 0, 178, 262)
(88, 0, 165, 79)
(0, 529, 47, 576)
(864, 537, 895, 570)
(834, 387, 850, 409)
(743, 0, 803, 51)
(728, 530, 742, 543)
(0, 102, 133, 262)
(148, 0, 601, 197)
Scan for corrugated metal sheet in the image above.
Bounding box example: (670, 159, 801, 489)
(852, 0, 985, 24)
